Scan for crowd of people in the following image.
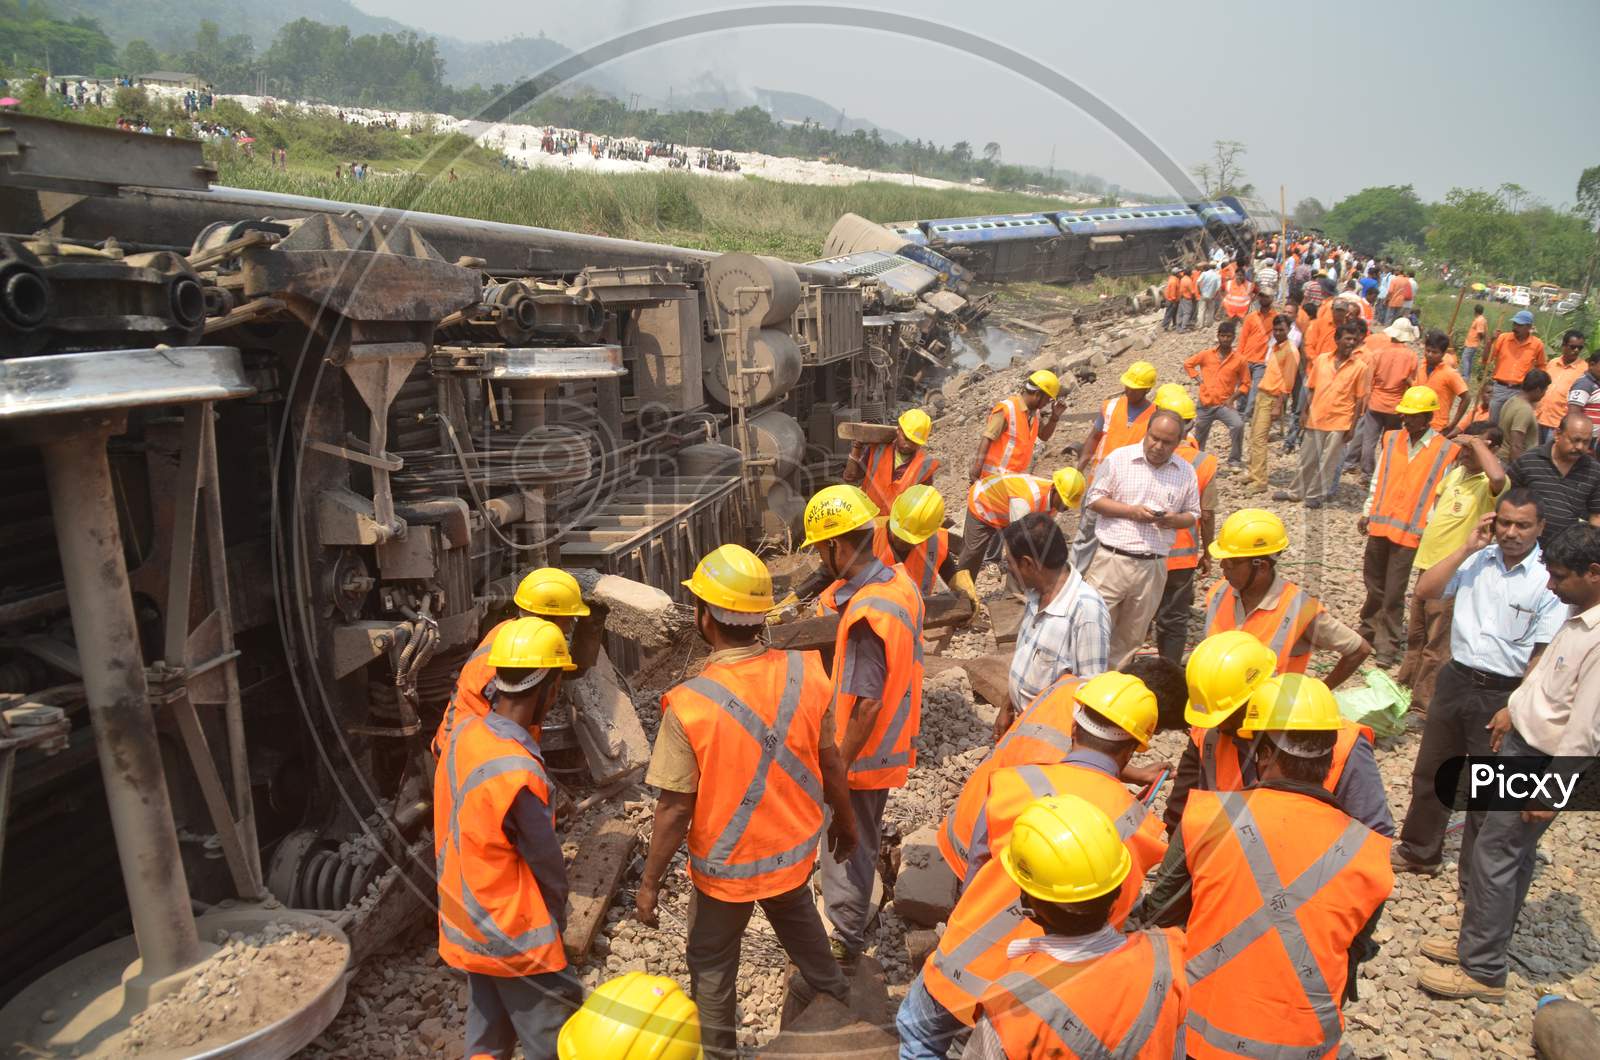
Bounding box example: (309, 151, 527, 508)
(531, 128, 740, 172)
(423, 231, 1600, 1059)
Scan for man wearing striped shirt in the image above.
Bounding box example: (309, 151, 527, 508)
(1505, 410, 1600, 548)
(1000, 514, 1110, 739)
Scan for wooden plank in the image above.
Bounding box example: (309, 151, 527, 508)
(562, 818, 639, 962)
(836, 421, 897, 444)
(767, 593, 974, 653)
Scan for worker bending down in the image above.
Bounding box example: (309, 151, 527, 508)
(634, 545, 855, 1059)
(964, 795, 1189, 1059)
(805, 485, 926, 967)
(845, 408, 940, 513)
(871, 484, 978, 607)
(434, 617, 582, 1060)
(1142, 673, 1394, 1060)
(898, 673, 1170, 1057)
(1165, 630, 1394, 838)
(434, 567, 588, 755)
(957, 466, 1085, 577)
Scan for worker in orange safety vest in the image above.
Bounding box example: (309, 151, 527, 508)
(1161, 266, 1183, 331)
(869, 484, 979, 609)
(962, 795, 1188, 1060)
(957, 466, 1086, 577)
(634, 545, 855, 1059)
(899, 678, 1175, 1058)
(1140, 673, 1394, 1060)
(1221, 273, 1254, 319)
(967, 370, 1066, 483)
(935, 655, 1187, 879)
(803, 484, 925, 966)
(1162, 630, 1394, 843)
(434, 617, 582, 1060)
(1356, 386, 1460, 668)
(844, 407, 940, 514)
(433, 567, 590, 756)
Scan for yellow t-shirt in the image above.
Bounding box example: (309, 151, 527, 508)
(1413, 467, 1504, 571)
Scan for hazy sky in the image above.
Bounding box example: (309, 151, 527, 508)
(357, 0, 1600, 209)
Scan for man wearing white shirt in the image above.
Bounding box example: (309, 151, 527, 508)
(1082, 410, 1201, 667)
(1420, 522, 1600, 1001)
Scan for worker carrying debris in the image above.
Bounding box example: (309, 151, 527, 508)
(899, 673, 1172, 1056)
(1165, 631, 1394, 839)
(843, 407, 940, 514)
(633, 544, 856, 1059)
(804, 484, 926, 968)
(967, 369, 1067, 483)
(1140, 673, 1395, 1060)
(433, 567, 589, 755)
(963, 795, 1190, 1059)
(433, 617, 582, 1060)
(870, 484, 979, 607)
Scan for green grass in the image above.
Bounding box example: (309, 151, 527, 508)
(1412, 278, 1588, 364)
(211, 162, 1075, 259)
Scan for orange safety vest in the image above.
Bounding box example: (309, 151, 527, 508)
(1189, 721, 1375, 798)
(433, 620, 509, 756)
(938, 674, 1082, 876)
(1181, 788, 1393, 1060)
(1367, 431, 1459, 549)
(1222, 279, 1253, 317)
(860, 443, 939, 514)
(662, 648, 829, 901)
(924, 761, 1165, 1024)
(967, 472, 1052, 528)
(1092, 396, 1157, 466)
(434, 713, 566, 977)
(1167, 442, 1217, 571)
(870, 522, 951, 601)
(977, 929, 1188, 1060)
(1165, 275, 1181, 301)
(821, 564, 925, 789)
(1204, 578, 1325, 674)
(978, 395, 1039, 477)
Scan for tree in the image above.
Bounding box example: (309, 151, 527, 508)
(1497, 182, 1531, 214)
(1293, 197, 1327, 229)
(122, 38, 160, 74)
(950, 140, 972, 164)
(982, 140, 1001, 164)
(1321, 185, 1427, 252)
(1577, 165, 1600, 293)
(1192, 139, 1249, 198)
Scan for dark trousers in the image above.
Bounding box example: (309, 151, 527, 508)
(1162, 298, 1179, 329)
(465, 969, 583, 1060)
(1397, 594, 1454, 709)
(687, 882, 850, 1059)
(957, 509, 1002, 576)
(1359, 536, 1416, 663)
(1458, 727, 1558, 986)
(1154, 565, 1196, 664)
(1396, 661, 1513, 870)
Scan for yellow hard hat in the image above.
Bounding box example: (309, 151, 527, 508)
(801, 484, 879, 548)
(487, 617, 577, 690)
(1152, 383, 1197, 421)
(1027, 369, 1061, 399)
(514, 568, 590, 617)
(1073, 671, 1157, 749)
(556, 972, 701, 1060)
(889, 484, 945, 545)
(897, 408, 933, 446)
(1237, 673, 1343, 738)
(1208, 508, 1289, 560)
(1184, 631, 1277, 727)
(683, 544, 775, 623)
(998, 793, 1131, 904)
(1051, 467, 1086, 509)
(1120, 360, 1157, 390)
(1394, 385, 1441, 416)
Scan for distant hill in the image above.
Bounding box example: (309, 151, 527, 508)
(53, 0, 417, 55)
(754, 87, 906, 144)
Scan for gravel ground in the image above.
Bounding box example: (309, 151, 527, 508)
(311, 294, 1600, 1059)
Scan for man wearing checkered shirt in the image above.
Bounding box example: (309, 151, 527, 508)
(1083, 410, 1202, 667)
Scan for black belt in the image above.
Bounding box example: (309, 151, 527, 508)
(1097, 541, 1162, 562)
(1448, 659, 1522, 691)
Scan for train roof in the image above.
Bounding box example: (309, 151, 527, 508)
(920, 214, 1059, 242)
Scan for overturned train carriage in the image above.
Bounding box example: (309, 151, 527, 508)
(825, 196, 1256, 285)
(0, 114, 937, 1002)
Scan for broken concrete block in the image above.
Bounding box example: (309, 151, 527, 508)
(1088, 349, 1110, 368)
(1024, 349, 1059, 374)
(759, 996, 898, 1058)
(906, 927, 940, 973)
(1135, 329, 1155, 350)
(894, 826, 959, 927)
(571, 570, 681, 648)
(564, 647, 651, 785)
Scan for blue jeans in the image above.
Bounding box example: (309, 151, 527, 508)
(1241, 361, 1267, 418)
(1460, 346, 1479, 384)
(896, 972, 968, 1060)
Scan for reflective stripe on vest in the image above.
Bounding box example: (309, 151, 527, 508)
(988, 931, 1180, 1060)
(862, 445, 935, 513)
(1223, 281, 1252, 315)
(1184, 792, 1371, 1059)
(969, 472, 1050, 527)
(907, 530, 950, 599)
(438, 731, 561, 963)
(433, 626, 502, 755)
(1195, 725, 1367, 800)
(1168, 446, 1217, 570)
(831, 582, 925, 786)
(1094, 396, 1158, 466)
(1205, 581, 1321, 674)
(1367, 431, 1458, 548)
(981, 396, 1037, 476)
(678, 652, 824, 882)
